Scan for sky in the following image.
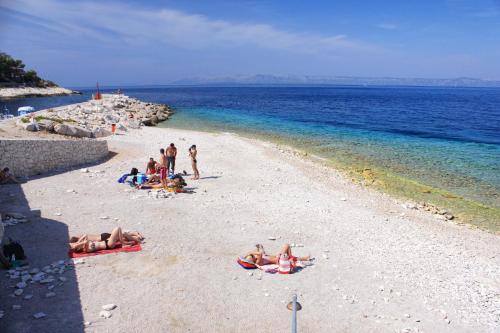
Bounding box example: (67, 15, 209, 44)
(1, 0, 500, 86)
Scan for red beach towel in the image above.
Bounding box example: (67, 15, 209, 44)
(68, 242, 142, 258)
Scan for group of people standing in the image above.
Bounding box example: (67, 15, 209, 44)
(146, 143, 200, 188)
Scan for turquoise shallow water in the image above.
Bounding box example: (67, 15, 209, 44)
(3, 86, 500, 212)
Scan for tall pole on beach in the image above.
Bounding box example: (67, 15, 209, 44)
(287, 294, 301, 333)
(292, 294, 298, 333)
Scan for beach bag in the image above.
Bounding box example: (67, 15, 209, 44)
(237, 256, 257, 269)
(117, 173, 128, 183)
(278, 254, 294, 274)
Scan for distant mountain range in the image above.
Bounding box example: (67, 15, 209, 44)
(169, 74, 500, 88)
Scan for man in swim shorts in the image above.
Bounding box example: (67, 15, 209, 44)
(166, 143, 177, 175)
(159, 148, 167, 188)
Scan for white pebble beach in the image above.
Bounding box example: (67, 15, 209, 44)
(0, 126, 499, 332)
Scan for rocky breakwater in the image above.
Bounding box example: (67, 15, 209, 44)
(15, 94, 174, 138)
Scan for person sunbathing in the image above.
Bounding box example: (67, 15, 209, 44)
(244, 243, 311, 266)
(69, 227, 144, 253)
(136, 176, 185, 189)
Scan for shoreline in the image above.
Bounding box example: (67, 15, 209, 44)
(1, 125, 498, 332)
(161, 121, 500, 234)
(0, 87, 80, 99)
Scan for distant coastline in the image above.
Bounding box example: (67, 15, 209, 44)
(0, 86, 81, 99)
(167, 74, 500, 88)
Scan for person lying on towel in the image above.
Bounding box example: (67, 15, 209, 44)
(245, 243, 311, 266)
(69, 227, 144, 253)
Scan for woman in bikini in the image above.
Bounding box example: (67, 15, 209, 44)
(189, 145, 200, 180)
(244, 243, 311, 266)
(69, 227, 144, 253)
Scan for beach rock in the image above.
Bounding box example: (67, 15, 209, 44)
(24, 294, 33, 300)
(16, 282, 27, 289)
(104, 114, 120, 124)
(99, 310, 112, 319)
(33, 312, 47, 319)
(141, 116, 158, 126)
(54, 124, 92, 138)
(444, 214, 454, 220)
(14, 289, 24, 296)
(45, 292, 56, 298)
(102, 304, 117, 311)
(125, 119, 141, 129)
(92, 127, 112, 138)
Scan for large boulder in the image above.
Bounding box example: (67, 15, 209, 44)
(141, 115, 158, 126)
(124, 119, 141, 129)
(104, 114, 120, 124)
(92, 127, 112, 138)
(16, 119, 39, 132)
(38, 120, 55, 133)
(54, 124, 92, 138)
(156, 112, 167, 121)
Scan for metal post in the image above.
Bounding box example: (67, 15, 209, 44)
(291, 294, 297, 333)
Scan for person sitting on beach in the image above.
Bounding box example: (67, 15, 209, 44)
(69, 227, 144, 253)
(244, 243, 311, 266)
(0, 168, 19, 184)
(145, 157, 158, 175)
(189, 145, 200, 180)
(166, 143, 177, 175)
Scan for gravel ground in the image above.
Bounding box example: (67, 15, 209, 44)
(0, 126, 498, 333)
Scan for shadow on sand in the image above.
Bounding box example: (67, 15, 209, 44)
(0, 155, 120, 332)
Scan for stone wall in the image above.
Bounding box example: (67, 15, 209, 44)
(0, 139, 109, 177)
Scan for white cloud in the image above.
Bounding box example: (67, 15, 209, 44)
(376, 23, 397, 30)
(1, 0, 380, 54)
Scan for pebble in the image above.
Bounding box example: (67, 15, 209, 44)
(322, 253, 329, 259)
(268, 236, 277, 240)
(54, 212, 62, 216)
(80, 168, 89, 173)
(40, 278, 54, 284)
(405, 314, 411, 318)
(33, 312, 47, 319)
(100, 216, 110, 219)
(59, 277, 67, 282)
(12, 305, 21, 310)
(340, 197, 347, 201)
(99, 310, 112, 319)
(14, 289, 24, 296)
(264, 293, 270, 297)
(45, 292, 56, 298)
(84, 321, 92, 326)
(248, 272, 253, 276)
(24, 294, 33, 300)
(102, 304, 117, 311)
(16, 282, 27, 289)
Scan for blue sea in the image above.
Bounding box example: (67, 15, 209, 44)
(2, 86, 500, 213)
